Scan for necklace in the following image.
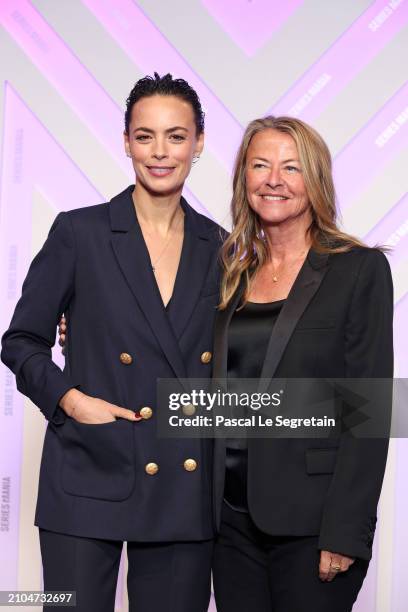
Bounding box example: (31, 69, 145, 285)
(269, 249, 307, 282)
(142, 210, 184, 273)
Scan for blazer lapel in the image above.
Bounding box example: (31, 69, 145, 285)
(109, 186, 187, 379)
(166, 198, 215, 340)
(258, 249, 330, 390)
(213, 250, 330, 386)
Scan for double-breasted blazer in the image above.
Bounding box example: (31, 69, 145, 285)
(212, 247, 393, 560)
(1, 186, 223, 542)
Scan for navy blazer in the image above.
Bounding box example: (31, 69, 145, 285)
(212, 248, 393, 560)
(1, 186, 223, 541)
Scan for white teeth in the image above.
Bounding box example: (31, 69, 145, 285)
(261, 196, 286, 200)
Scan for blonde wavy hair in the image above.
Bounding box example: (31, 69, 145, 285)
(219, 116, 365, 309)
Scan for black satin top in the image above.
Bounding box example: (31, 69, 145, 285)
(224, 299, 285, 512)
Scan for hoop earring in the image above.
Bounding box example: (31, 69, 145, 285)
(192, 155, 200, 165)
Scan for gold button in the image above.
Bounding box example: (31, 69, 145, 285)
(145, 462, 159, 475)
(200, 351, 212, 364)
(120, 352, 133, 365)
(183, 458, 197, 472)
(140, 406, 153, 420)
(182, 403, 196, 416)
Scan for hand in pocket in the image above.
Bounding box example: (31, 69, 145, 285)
(59, 389, 141, 424)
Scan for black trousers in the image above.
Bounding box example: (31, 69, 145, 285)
(39, 529, 213, 612)
(212, 502, 369, 612)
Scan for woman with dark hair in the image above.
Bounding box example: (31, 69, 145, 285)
(211, 117, 393, 612)
(1, 73, 222, 612)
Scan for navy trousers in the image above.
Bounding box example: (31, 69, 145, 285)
(39, 529, 213, 612)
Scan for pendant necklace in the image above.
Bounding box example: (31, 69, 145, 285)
(270, 249, 307, 283)
(147, 211, 184, 273)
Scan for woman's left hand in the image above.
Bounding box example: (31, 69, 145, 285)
(319, 550, 355, 582)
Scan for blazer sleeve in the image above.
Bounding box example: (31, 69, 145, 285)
(1, 212, 78, 423)
(318, 249, 394, 560)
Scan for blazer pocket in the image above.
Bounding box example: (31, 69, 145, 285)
(305, 448, 338, 475)
(61, 418, 135, 501)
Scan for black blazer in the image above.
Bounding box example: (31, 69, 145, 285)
(212, 248, 393, 560)
(1, 186, 222, 542)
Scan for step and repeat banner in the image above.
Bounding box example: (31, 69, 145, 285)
(0, 1, 407, 610)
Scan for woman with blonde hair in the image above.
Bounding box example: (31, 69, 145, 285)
(212, 116, 393, 611)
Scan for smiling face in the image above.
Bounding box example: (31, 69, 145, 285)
(245, 128, 311, 227)
(124, 94, 204, 197)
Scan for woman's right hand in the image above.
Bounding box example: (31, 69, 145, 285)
(59, 388, 141, 424)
